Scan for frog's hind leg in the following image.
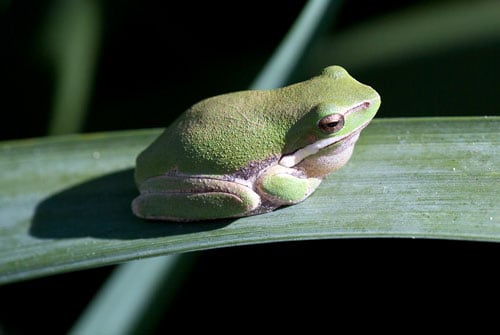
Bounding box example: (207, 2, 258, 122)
(131, 175, 261, 221)
(132, 192, 253, 221)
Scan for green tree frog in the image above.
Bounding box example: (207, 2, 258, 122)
(132, 66, 380, 221)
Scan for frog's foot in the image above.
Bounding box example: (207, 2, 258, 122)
(132, 176, 261, 222)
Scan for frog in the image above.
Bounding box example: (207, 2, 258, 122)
(132, 65, 380, 221)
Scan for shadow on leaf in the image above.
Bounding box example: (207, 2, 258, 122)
(30, 169, 231, 240)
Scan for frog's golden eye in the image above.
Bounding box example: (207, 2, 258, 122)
(318, 113, 344, 134)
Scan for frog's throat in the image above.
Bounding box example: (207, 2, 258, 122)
(279, 123, 367, 168)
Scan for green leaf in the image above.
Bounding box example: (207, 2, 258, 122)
(1, 117, 499, 284)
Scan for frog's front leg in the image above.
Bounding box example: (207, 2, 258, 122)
(132, 175, 261, 221)
(256, 165, 322, 206)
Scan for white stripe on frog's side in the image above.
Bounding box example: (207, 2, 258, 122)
(279, 134, 345, 168)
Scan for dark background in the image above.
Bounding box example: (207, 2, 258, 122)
(4, 0, 497, 141)
(1, 0, 499, 333)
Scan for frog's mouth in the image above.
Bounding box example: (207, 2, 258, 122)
(279, 101, 373, 168)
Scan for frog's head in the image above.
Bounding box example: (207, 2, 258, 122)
(280, 66, 381, 177)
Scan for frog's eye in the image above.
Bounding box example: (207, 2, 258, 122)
(318, 113, 344, 134)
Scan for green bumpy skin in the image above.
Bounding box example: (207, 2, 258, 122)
(132, 66, 381, 221)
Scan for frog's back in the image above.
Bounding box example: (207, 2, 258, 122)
(135, 89, 287, 184)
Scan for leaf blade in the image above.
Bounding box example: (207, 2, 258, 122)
(0, 117, 499, 284)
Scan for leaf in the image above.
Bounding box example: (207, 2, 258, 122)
(1, 117, 499, 284)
